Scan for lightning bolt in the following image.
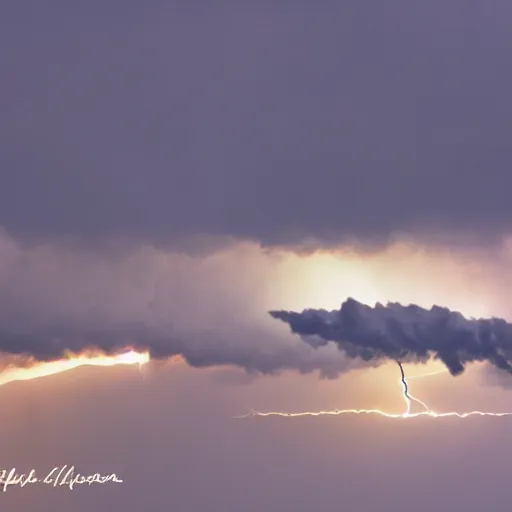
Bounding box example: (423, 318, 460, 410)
(237, 363, 512, 420)
(398, 361, 431, 416)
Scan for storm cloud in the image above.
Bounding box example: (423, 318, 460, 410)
(0, 228, 357, 377)
(2, 226, 512, 379)
(2, 1, 512, 248)
(270, 298, 512, 376)
(0, 321, 353, 378)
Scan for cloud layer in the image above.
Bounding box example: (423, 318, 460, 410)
(2, 226, 512, 380)
(0, 228, 357, 376)
(2, 1, 512, 247)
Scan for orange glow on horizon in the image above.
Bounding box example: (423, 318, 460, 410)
(0, 350, 150, 388)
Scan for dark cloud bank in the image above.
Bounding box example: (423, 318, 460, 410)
(0, 322, 351, 379)
(4, 297, 512, 382)
(2, 1, 512, 249)
(270, 298, 512, 376)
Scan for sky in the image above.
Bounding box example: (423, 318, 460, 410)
(2, 1, 512, 511)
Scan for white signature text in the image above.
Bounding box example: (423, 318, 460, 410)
(0, 465, 123, 491)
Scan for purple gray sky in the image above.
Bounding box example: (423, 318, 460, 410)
(2, 0, 512, 246)
(2, 1, 512, 511)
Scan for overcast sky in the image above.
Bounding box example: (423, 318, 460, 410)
(2, 1, 512, 511)
(2, 0, 512, 246)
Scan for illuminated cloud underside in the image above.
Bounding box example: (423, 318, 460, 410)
(0, 350, 149, 387)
